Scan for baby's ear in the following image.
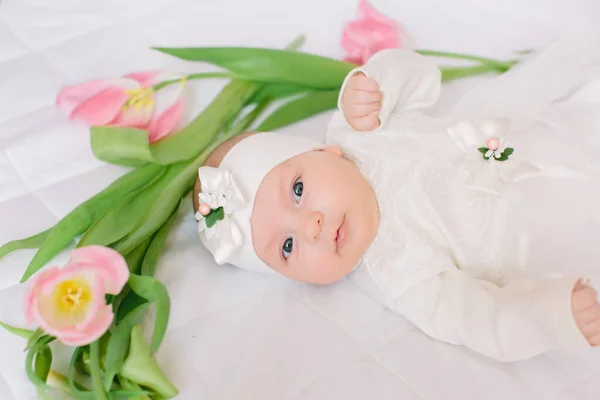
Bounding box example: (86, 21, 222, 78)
(322, 145, 342, 157)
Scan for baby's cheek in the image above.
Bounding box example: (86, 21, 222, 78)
(310, 255, 350, 285)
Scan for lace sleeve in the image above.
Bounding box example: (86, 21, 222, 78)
(392, 269, 590, 361)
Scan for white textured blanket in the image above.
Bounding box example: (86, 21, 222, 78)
(0, 0, 598, 399)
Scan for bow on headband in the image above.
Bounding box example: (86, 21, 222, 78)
(195, 166, 246, 264)
(447, 117, 542, 195)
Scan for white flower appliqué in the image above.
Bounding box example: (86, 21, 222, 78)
(194, 166, 246, 264)
(447, 117, 542, 195)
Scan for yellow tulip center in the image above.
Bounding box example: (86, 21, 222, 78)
(123, 87, 154, 111)
(54, 279, 92, 314)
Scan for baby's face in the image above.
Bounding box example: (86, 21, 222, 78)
(250, 145, 380, 284)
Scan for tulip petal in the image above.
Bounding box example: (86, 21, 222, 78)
(69, 246, 129, 294)
(35, 269, 104, 333)
(59, 305, 114, 346)
(146, 80, 185, 142)
(147, 100, 183, 143)
(342, 0, 413, 65)
(25, 267, 60, 324)
(70, 87, 131, 126)
(110, 100, 154, 129)
(57, 78, 140, 116)
(57, 79, 117, 115)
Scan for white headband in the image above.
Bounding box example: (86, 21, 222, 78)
(195, 132, 324, 274)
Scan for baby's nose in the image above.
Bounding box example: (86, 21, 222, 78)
(302, 211, 323, 243)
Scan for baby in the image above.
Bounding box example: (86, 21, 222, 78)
(193, 44, 600, 362)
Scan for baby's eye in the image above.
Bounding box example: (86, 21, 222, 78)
(292, 178, 303, 202)
(282, 237, 293, 259)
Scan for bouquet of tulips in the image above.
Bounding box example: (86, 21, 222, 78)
(0, 1, 520, 399)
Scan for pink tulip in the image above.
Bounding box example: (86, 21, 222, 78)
(56, 71, 186, 143)
(341, 0, 414, 65)
(25, 246, 129, 346)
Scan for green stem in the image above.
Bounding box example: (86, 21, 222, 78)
(90, 341, 109, 400)
(439, 64, 505, 82)
(152, 72, 235, 91)
(417, 49, 516, 70)
(286, 34, 306, 51)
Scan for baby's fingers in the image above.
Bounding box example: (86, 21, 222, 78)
(351, 89, 383, 105)
(348, 111, 380, 132)
(572, 285, 598, 312)
(348, 74, 380, 92)
(345, 101, 381, 118)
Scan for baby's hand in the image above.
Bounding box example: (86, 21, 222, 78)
(572, 280, 600, 346)
(340, 72, 382, 132)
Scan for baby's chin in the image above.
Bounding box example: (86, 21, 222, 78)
(273, 259, 356, 285)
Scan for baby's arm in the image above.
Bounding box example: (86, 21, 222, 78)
(393, 269, 597, 361)
(337, 49, 442, 132)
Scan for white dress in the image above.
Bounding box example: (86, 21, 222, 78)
(325, 33, 600, 362)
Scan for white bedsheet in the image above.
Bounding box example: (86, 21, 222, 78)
(1, 0, 599, 399)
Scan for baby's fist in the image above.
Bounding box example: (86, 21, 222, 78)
(572, 280, 600, 346)
(340, 72, 382, 132)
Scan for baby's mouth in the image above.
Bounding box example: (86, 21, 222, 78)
(335, 216, 346, 248)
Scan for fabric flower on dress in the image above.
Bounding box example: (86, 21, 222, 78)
(448, 117, 542, 195)
(195, 166, 246, 263)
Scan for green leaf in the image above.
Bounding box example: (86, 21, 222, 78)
(26, 328, 46, 350)
(256, 90, 339, 132)
(20, 163, 163, 282)
(124, 235, 155, 275)
(116, 377, 153, 400)
(150, 80, 258, 164)
(103, 303, 151, 392)
(77, 165, 181, 249)
(115, 153, 207, 256)
(205, 207, 224, 228)
(25, 343, 54, 394)
(0, 320, 35, 340)
(92, 81, 259, 167)
(68, 347, 149, 400)
(503, 147, 514, 156)
(249, 83, 310, 104)
(127, 274, 170, 352)
(91, 127, 156, 166)
(141, 210, 177, 277)
(115, 290, 148, 324)
(152, 47, 353, 89)
(69, 347, 95, 399)
(478, 147, 488, 155)
(119, 325, 179, 399)
(496, 154, 509, 161)
(34, 345, 52, 383)
(90, 340, 109, 400)
(0, 229, 50, 262)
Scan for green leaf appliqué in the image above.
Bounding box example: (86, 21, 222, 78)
(205, 207, 225, 228)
